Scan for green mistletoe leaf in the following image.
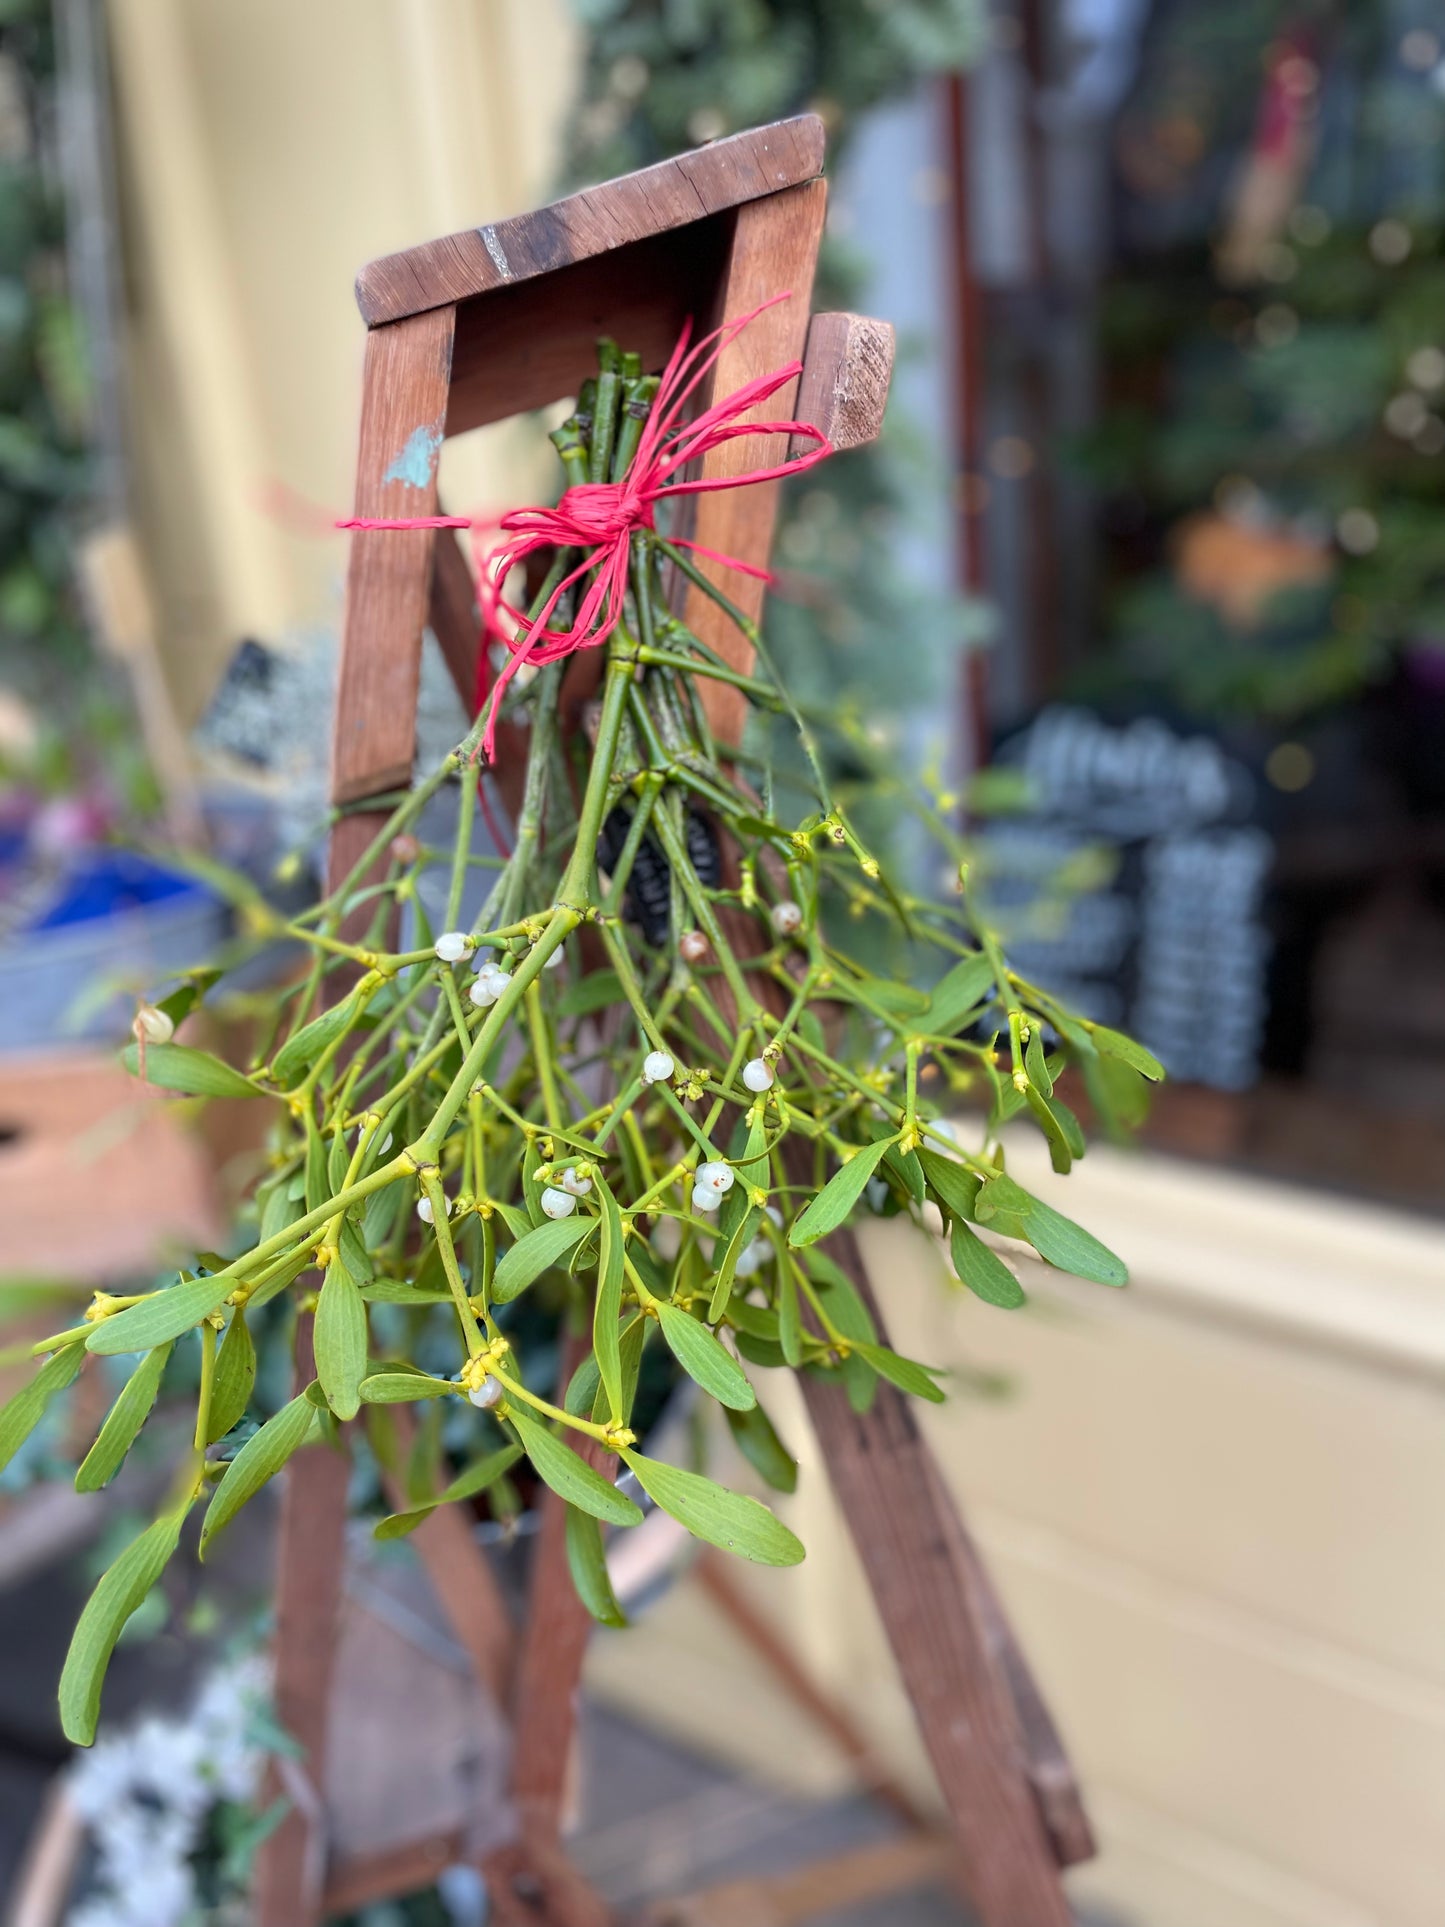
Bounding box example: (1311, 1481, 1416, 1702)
(493, 1216, 594, 1303)
(373, 1442, 523, 1540)
(787, 1137, 892, 1247)
(654, 1300, 756, 1411)
(75, 1343, 173, 1491)
(61, 1504, 191, 1744)
(565, 1505, 628, 1628)
(87, 1274, 234, 1356)
(618, 1449, 804, 1566)
(314, 1261, 367, 1420)
(120, 1042, 263, 1100)
(949, 1220, 1026, 1309)
(506, 1408, 641, 1527)
(200, 1387, 319, 1557)
(206, 1312, 256, 1442)
(724, 1400, 798, 1494)
(851, 1341, 946, 1402)
(0, 1342, 85, 1474)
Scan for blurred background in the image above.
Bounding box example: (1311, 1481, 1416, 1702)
(1, 2, 1442, 1924)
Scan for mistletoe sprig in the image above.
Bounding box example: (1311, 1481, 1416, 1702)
(2, 339, 1162, 1746)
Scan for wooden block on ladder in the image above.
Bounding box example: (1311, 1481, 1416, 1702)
(255, 117, 1092, 1927)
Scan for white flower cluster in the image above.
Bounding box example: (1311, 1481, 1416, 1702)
(67, 1658, 269, 1927)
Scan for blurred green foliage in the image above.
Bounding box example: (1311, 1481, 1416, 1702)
(1081, 0, 1445, 721)
(0, 0, 91, 691)
(1084, 221, 1445, 719)
(564, 0, 989, 802)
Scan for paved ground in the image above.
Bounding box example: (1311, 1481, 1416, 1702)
(572, 1703, 970, 1924)
(0, 1499, 1126, 1925)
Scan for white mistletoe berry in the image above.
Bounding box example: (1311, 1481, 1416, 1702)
(434, 931, 470, 963)
(416, 1193, 451, 1224)
(468, 1377, 504, 1410)
(691, 1179, 723, 1213)
(642, 1049, 675, 1084)
(679, 930, 709, 963)
(560, 1167, 593, 1197)
(540, 1186, 577, 1220)
(469, 962, 510, 1008)
(734, 1207, 784, 1279)
(770, 899, 803, 937)
(133, 1004, 174, 1045)
(742, 1057, 774, 1093)
(543, 946, 564, 970)
(697, 1161, 734, 1193)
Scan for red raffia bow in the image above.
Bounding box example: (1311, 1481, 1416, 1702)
(338, 294, 831, 764)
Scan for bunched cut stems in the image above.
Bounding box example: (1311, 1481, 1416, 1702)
(9, 337, 1165, 1745)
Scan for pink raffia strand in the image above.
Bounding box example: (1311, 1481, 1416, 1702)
(338, 294, 832, 764)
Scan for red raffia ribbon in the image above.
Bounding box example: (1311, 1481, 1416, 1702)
(338, 294, 831, 765)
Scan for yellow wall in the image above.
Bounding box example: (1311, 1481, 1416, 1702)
(589, 1140, 1445, 1927)
(106, 0, 578, 719)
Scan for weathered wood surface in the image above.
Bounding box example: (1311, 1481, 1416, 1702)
(321, 1566, 514, 1901)
(789, 311, 895, 457)
(798, 1227, 1080, 1926)
(480, 1337, 614, 1927)
(424, 509, 532, 823)
(446, 220, 734, 439)
(252, 1317, 351, 1927)
(357, 118, 825, 327)
(678, 177, 826, 743)
(332, 304, 456, 807)
(929, 1458, 1097, 1869)
(383, 1407, 516, 1705)
(254, 821, 394, 1926)
(636, 1834, 953, 1927)
(0, 1049, 220, 1281)
(428, 520, 481, 712)
(323, 1832, 473, 1918)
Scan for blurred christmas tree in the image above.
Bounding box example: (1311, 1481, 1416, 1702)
(564, 0, 991, 797)
(1083, 0, 1445, 722)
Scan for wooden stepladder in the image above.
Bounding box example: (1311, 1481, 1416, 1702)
(255, 117, 1093, 1927)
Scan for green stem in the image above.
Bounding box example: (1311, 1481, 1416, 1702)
(525, 981, 563, 1130)
(193, 1320, 218, 1453)
(419, 1172, 485, 1358)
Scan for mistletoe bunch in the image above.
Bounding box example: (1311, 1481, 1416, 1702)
(1, 340, 1160, 1748)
